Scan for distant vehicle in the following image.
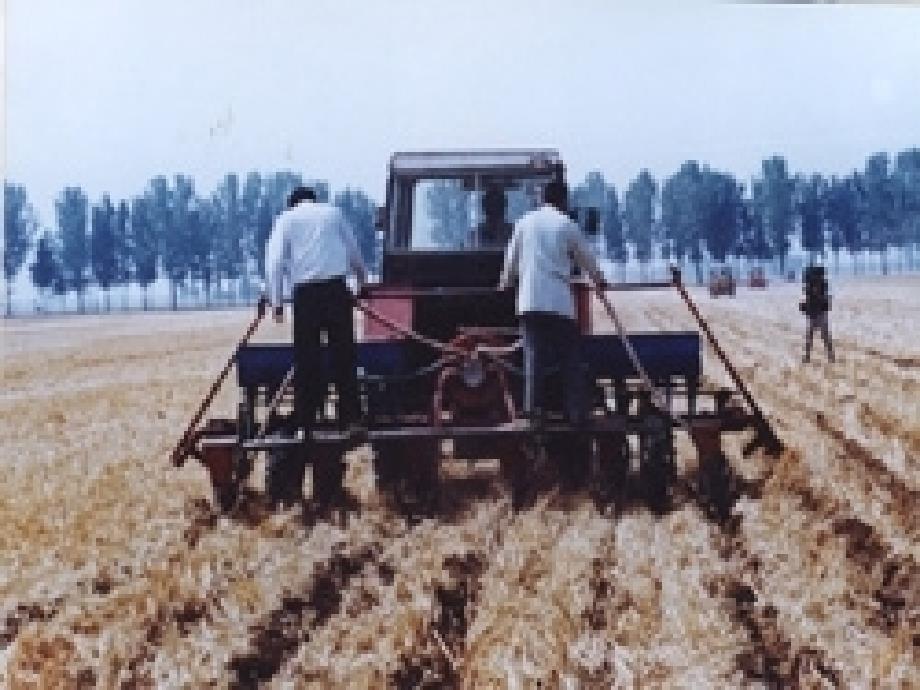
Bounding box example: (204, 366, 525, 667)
(709, 267, 736, 297)
(748, 267, 768, 289)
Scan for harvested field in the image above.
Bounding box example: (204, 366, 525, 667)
(1, 276, 917, 687)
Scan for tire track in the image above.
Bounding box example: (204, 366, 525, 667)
(608, 299, 908, 682)
(706, 448, 916, 684)
(676, 451, 847, 688)
(219, 498, 432, 688)
(389, 551, 486, 688)
(723, 580, 842, 688)
(227, 543, 381, 688)
(272, 497, 514, 686)
(0, 600, 61, 649)
(390, 498, 520, 685)
(765, 382, 916, 534)
(690, 312, 918, 535)
(461, 504, 592, 684)
(628, 296, 917, 648)
(814, 411, 919, 522)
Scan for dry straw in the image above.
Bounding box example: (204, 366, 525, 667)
(1, 279, 917, 687)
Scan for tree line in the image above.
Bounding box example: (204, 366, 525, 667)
(3, 172, 376, 315)
(4, 148, 920, 315)
(572, 149, 920, 282)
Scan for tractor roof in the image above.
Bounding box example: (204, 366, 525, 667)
(390, 149, 561, 176)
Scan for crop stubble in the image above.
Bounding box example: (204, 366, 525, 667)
(1, 277, 917, 687)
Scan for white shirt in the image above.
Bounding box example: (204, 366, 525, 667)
(499, 204, 603, 319)
(264, 201, 368, 307)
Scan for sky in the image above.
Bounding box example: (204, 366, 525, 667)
(5, 0, 920, 229)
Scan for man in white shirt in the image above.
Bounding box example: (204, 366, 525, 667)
(499, 180, 604, 425)
(265, 187, 369, 443)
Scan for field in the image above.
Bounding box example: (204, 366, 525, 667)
(1, 277, 917, 688)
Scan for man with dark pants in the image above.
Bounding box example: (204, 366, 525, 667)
(801, 265, 834, 363)
(265, 186, 368, 504)
(498, 180, 604, 426)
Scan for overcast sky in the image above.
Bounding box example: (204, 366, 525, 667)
(5, 0, 919, 227)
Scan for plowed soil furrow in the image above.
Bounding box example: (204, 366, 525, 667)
(683, 445, 915, 688)
(633, 292, 918, 682)
(751, 378, 917, 537)
(715, 485, 913, 686)
(227, 543, 381, 688)
(273, 498, 514, 686)
(682, 311, 919, 536)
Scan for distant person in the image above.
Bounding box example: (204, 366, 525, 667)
(801, 265, 834, 363)
(479, 184, 513, 246)
(265, 186, 368, 444)
(498, 180, 605, 425)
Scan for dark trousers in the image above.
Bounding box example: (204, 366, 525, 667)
(293, 278, 360, 430)
(804, 311, 834, 361)
(521, 312, 588, 423)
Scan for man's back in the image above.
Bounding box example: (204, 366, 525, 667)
(278, 201, 348, 271)
(265, 201, 366, 307)
(518, 204, 579, 278)
(501, 204, 601, 319)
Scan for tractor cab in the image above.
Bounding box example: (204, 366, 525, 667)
(362, 150, 588, 346)
(380, 149, 563, 288)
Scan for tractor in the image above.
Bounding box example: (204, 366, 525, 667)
(174, 150, 780, 514)
(748, 266, 768, 289)
(708, 267, 736, 297)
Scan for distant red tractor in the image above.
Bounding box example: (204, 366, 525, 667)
(748, 267, 768, 288)
(708, 267, 736, 297)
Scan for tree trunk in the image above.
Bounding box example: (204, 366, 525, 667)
(171, 280, 178, 311)
(143, 286, 149, 311)
(5, 281, 12, 317)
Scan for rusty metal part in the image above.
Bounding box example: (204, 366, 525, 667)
(433, 333, 517, 426)
(253, 365, 297, 441)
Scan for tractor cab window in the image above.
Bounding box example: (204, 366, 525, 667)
(402, 175, 549, 251)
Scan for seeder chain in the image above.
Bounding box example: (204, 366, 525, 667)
(355, 300, 523, 372)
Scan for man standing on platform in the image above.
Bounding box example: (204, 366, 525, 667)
(265, 186, 368, 502)
(498, 180, 605, 426)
